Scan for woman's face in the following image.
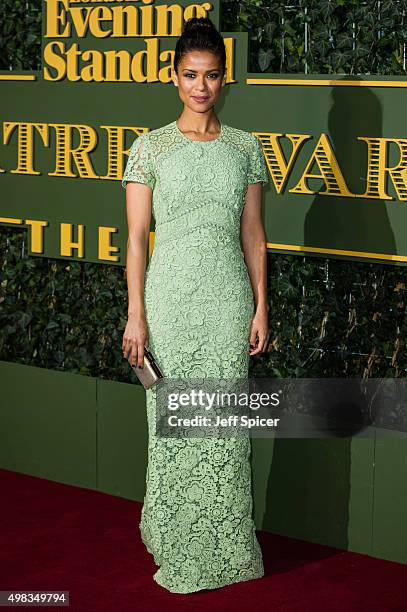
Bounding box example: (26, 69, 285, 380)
(173, 50, 225, 113)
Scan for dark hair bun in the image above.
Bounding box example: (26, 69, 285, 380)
(182, 17, 217, 35)
(174, 16, 226, 75)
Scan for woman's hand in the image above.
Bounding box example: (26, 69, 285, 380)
(249, 306, 270, 355)
(122, 313, 149, 367)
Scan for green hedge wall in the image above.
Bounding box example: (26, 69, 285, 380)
(1, 0, 407, 381)
(222, 0, 407, 76)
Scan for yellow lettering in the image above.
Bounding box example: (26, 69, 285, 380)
(48, 124, 98, 178)
(61, 223, 84, 257)
(44, 0, 70, 38)
(99, 226, 120, 261)
(25, 220, 49, 253)
(4, 122, 49, 176)
(358, 137, 407, 201)
(290, 133, 353, 197)
(255, 133, 311, 194)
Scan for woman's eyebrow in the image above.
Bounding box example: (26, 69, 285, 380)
(182, 68, 220, 72)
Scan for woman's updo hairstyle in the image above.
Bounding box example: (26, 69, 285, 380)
(174, 16, 226, 77)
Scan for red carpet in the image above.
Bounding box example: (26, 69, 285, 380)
(1, 468, 406, 611)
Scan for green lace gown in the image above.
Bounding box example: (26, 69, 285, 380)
(122, 119, 269, 593)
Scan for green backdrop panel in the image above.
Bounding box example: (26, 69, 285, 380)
(252, 436, 374, 556)
(372, 429, 407, 564)
(96, 377, 147, 501)
(0, 360, 96, 488)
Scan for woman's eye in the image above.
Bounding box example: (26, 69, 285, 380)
(184, 73, 219, 78)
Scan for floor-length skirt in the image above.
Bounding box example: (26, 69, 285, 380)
(139, 227, 264, 593)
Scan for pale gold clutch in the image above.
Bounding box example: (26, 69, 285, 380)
(128, 346, 163, 390)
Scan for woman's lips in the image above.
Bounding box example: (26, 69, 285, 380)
(192, 96, 209, 103)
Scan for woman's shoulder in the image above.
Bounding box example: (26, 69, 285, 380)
(223, 124, 261, 154)
(140, 122, 177, 158)
(144, 121, 174, 142)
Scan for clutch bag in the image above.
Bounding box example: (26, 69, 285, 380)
(128, 346, 164, 390)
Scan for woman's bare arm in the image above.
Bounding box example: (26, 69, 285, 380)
(122, 181, 152, 367)
(240, 182, 270, 355)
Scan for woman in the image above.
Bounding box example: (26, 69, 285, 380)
(121, 16, 270, 593)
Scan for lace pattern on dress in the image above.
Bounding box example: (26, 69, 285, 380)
(121, 120, 268, 594)
(122, 133, 156, 189)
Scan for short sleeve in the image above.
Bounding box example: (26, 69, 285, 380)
(247, 135, 269, 186)
(121, 133, 155, 189)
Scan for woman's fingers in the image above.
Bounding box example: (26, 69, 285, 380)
(122, 318, 148, 367)
(129, 344, 140, 367)
(126, 341, 147, 368)
(249, 327, 257, 348)
(122, 337, 130, 358)
(137, 342, 145, 368)
(249, 329, 269, 354)
(249, 332, 260, 355)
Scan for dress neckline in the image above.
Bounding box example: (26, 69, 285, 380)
(173, 119, 224, 144)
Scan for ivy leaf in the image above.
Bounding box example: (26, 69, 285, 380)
(258, 48, 273, 71)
